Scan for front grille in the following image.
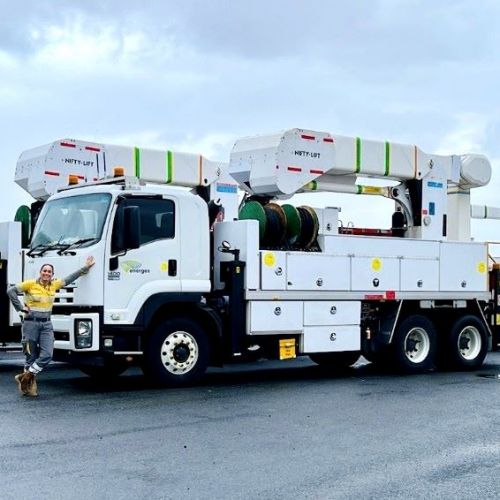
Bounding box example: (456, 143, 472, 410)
(54, 286, 75, 304)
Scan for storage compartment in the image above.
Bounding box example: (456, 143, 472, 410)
(260, 251, 287, 290)
(351, 256, 399, 291)
(302, 325, 361, 353)
(400, 259, 439, 291)
(249, 301, 303, 335)
(439, 242, 488, 292)
(286, 253, 350, 290)
(303, 301, 361, 326)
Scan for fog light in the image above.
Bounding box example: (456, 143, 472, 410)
(75, 319, 92, 349)
(104, 338, 113, 347)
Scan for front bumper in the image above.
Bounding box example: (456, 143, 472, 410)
(52, 313, 100, 352)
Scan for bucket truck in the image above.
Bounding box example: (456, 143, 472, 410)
(2, 128, 500, 385)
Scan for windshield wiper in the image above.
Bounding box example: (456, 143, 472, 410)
(27, 243, 64, 257)
(57, 238, 98, 255)
(28, 241, 69, 257)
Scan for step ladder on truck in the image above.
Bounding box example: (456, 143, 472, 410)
(2, 128, 500, 384)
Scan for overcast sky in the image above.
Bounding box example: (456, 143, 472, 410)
(1, 0, 499, 240)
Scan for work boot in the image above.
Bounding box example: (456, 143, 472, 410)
(18, 371, 35, 395)
(26, 375, 38, 397)
(14, 372, 26, 395)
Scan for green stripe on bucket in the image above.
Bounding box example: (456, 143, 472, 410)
(355, 137, 361, 173)
(166, 151, 173, 183)
(134, 147, 140, 177)
(385, 141, 390, 176)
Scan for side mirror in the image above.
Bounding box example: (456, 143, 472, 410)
(123, 206, 141, 250)
(218, 240, 231, 251)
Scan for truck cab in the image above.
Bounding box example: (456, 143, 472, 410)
(24, 178, 212, 374)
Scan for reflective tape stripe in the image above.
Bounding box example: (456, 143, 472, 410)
(385, 141, 390, 176)
(355, 137, 361, 173)
(166, 151, 173, 183)
(134, 147, 141, 177)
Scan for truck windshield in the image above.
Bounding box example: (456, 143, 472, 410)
(30, 193, 111, 249)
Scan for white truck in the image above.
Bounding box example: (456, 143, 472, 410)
(2, 129, 500, 385)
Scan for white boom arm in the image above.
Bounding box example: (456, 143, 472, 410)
(15, 139, 226, 200)
(229, 128, 491, 197)
(229, 128, 492, 241)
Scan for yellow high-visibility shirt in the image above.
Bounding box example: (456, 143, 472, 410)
(17, 279, 65, 312)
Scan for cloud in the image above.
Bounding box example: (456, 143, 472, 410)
(436, 113, 489, 155)
(1, 0, 500, 231)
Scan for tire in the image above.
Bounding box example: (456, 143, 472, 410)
(309, 351, 360, 370)
(391, 314, 437, 373)
(443, 315, 488, 371)
(142, 317, 209, 387)
(79, 362, 128, 379)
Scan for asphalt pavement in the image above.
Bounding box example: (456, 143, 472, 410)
(1, 352, 500, 499)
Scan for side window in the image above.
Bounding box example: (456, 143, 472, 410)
(137, 198, 175, 245)
(111, 197, 175, 253)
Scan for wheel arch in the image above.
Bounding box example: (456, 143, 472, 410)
(143, 299, 224, 366)
(381, 299, 491, 346)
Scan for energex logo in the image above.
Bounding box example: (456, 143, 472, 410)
(120, 260, 151, 275)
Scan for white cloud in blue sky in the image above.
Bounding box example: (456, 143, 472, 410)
(1, 0, 499, 240)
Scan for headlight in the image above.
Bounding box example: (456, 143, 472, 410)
(75, 319, 93, 348)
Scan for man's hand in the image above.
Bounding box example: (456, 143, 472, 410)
(86, 256, 95, 269)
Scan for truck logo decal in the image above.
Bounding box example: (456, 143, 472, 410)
(427, 181, 443, 188)
(121, 260, 151, 275)
(216, 183, 237, 193)
(108, 271, 121, 280)
(63, 158, 95, 167)
(294, 150, 321, 159)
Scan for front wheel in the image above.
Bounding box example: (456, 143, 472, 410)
(391, 314, 437, 373)
(443, 315, 488, 371)
(142, 318, 209, 387)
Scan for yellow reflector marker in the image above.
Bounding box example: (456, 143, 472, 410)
(264, 252, 276, 267)
(477, 262, 487, 274)
(371, 258, 382, 272)
(279, 339, 296, 360)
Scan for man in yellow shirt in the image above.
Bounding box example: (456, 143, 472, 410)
(7, 256, 95, 396)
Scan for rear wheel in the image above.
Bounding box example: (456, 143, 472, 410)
(391, 314, 437, 373)
(443, 315, 488, 371)
(142, 317, 209, 387)
(309, 351, 360, 370)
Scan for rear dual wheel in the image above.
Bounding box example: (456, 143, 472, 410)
(392, 315, 437, 373)
(441, 315, 488, 371)
(391, 313, 488, 373)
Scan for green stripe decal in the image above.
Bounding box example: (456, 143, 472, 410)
(385, 141, 390, 176)
(355, 137, 361, 173)
(166, 151, 173, 183)
(134, 147, 140, 177)
(356, 185, 362, 194)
